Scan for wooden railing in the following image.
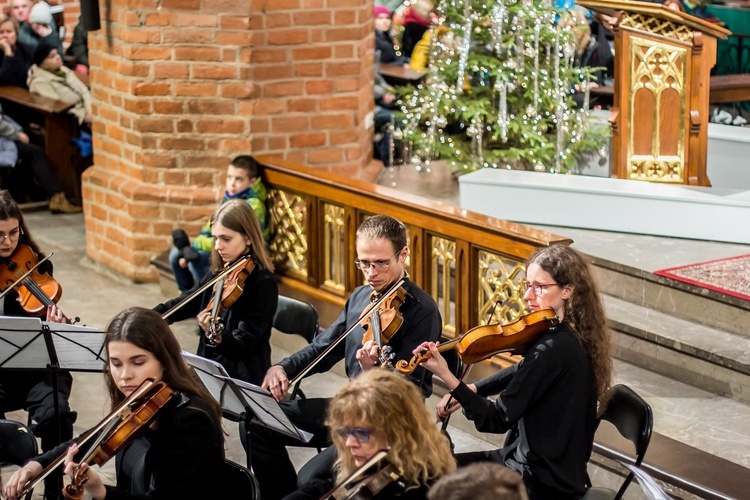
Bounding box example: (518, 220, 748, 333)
(258, 156, 572, 344)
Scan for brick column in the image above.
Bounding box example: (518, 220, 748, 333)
(83, 0, 375, 281)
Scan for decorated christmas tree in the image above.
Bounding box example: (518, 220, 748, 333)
(394, 0, 610, 175)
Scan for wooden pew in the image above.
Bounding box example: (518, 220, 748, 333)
(379, 64, 426, 86)
(0, 85, 87, 202)
(590, 75, 750, 106)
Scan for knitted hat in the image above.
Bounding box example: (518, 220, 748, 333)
(29, 2, 53, 25)
(32, 39, 58, 67)
(374, 5, 392, 18)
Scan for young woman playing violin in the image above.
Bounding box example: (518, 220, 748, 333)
(3, 307, 225, 500)
(0, 189, 75, 500)
(288, 369, 455, 499)
(153, 198, 278, 385)
(415, 245, 613, 500)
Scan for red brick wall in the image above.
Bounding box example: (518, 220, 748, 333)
(82, 0, 375, 281)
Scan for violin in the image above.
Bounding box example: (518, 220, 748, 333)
(360, 285, 408, 368)
(322, 450, 405, 500)
(395, 308, 560, 375)
(19, 379, 175, 499)
(204, 256, 255, 344)
(0, 244, 62, 316)
(288, 279, 407, 390)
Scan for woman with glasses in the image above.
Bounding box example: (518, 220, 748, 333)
(414, 245, 613, 500)
(288, 369, 455, 499)
(0, 188, 76, 499)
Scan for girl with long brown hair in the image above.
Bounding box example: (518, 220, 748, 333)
(3, 307, 225, 500)
(415, 244, 613, 500)
(154, 198, 278, 385)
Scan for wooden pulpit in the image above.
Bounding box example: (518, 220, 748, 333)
(579, 0, 730, 186)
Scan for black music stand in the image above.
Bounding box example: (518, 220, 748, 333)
(182, 352, 313, 467)
(0, 316, 105, 496)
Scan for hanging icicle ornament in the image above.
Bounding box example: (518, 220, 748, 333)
(532, 21, 540, 117)
(515, 10, 526, 71)
(455, 0, 474, 95)
(474, 119, 484, 168)
(495, 77, 508, 143)
(491, 1, 506, 55)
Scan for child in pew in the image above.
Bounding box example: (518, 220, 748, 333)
(27, 40, 92, 129)
(169, 155, 270, 292)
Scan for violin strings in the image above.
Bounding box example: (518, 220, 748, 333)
(22, 276, 55, 307)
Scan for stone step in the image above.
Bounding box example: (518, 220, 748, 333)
(605, 293, 750, 405)
(591, 255, 750, 339)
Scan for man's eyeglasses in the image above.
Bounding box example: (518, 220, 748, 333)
(0, 226, 21, 243)
(334, 426, 373, 443)
(354, 252, 400, 272)
(521, 279, 560, 296)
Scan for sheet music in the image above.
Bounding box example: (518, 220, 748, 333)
(182, 351, 245, 418)
(0, 316, 105, 371)
(216, 375, 314, 443)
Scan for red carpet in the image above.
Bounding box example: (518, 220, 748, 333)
(654, 255, 750, 301)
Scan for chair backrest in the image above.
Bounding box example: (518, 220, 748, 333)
(0, 419, 39, 467)
(218, 459, 259, 500)
(272, 295, 320, 343)
(600, 384, 654, 500)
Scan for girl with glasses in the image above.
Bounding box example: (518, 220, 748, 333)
(1, 189, 79, 498)
(289, 369, 455, 499)
(414, 245, 613, 500)
(4, 307, 226, 500)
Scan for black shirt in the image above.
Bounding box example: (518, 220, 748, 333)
(278, 278, 442, 397)
(451, 323, 597, 498)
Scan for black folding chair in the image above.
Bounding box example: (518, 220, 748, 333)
(0, 419, 39, 500)
(218, 459, 260, 500)
(584, 384, 654, 500)
(272, 295, 320, 399)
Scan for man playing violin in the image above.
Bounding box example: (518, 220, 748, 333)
(249, 214, 442, 499)
(0, 189, 75, 500)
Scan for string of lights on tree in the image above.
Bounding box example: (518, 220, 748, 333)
(393, 0, 611, 175)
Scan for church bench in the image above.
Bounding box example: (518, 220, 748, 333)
(0, 85, 87, 203)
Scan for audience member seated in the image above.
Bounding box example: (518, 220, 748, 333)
(374, 60, 399, 166)
(375, 5, 406, 66)
(65, 16, 88, 74)
(8, 0, 30, 24)
(169, 155, 270, 293)
(400, 0, 433, 60)
(17, 1, 62, 54)
(409, 26, 453, 72)
(564, 7, 613, 109)
(427, 462, 529, 500)
(27, 40, 92, 128)
(0, 102, 81, 212)
(0, 16, 31, 88)
(287, 369, 456, 499)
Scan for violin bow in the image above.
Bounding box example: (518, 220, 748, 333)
(287, 279, 405, 389)
(0, 253, 54, 301)
(161, 255, 250, 320)
(321, 449, 390, 500)
(21, 379, 159, 496)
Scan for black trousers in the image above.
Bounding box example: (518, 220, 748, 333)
(13, 141, 62, 197)
(246, 397, 331, 500)
(0, 370, 76, 499)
